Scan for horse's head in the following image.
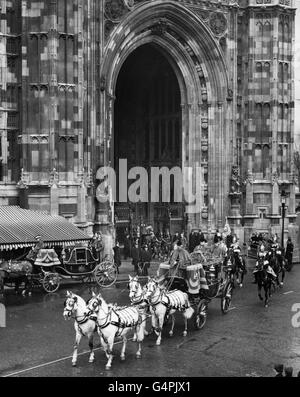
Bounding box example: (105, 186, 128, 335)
(143, 276, 159, 300)
(128, 275, 143, 302)
(86, 291, 103, 315)
(63, 291, 79, 320)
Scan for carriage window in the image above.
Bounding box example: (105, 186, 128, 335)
(76, 249, 86, 261)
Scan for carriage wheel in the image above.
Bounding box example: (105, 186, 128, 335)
(42, 273, 60, 293)
(94, 261, 117, 288)
(221, 281, 233, 314)
(194, 299, 208, 330)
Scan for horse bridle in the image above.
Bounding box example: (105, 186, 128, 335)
(64, 297, 91, 324)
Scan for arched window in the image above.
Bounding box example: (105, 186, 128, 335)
(262, 145, 270, 178)
(254, 145, 262, 173)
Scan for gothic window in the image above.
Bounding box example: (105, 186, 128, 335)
(6, 85, 17, 107)
(7, 131, 19, 182)
(254, 145, 262, 173)
(284, 23, 290, 43)
(262, 144, 270, 178)
(255, 103, 262, 138)
(40, 86, 49, 133)
(0, 133, 3, 182)
(28, 87, 40, 131)
(278, 145, 283, 173)
(263, 22, 272, 58)
(256, 21, 263, 58)
(66, 37, 74, 84)
(284, 63, 289, 84)
(29, 35, 39, 81)
(263, 103, 271, 135)
(262, 62, 270, 95)
(7, 112, 18, 129)
(40, 35, 49, 84)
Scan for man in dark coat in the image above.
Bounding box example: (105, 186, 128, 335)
(113, 241, 121, 274)
(189, 230, 201, 253)
(138, 244, 152, 276)
(285, 237, 294, 272)
(199, 229, 207, 243)
(131, 241, 140, 275)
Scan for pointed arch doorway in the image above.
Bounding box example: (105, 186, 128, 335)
(113, 44, 184, 242)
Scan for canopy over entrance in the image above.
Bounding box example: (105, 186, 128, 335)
(0, 206, 91, 251)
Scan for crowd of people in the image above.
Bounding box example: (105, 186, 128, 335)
(274, 364, 300, 377)
(90, 223, 294, 280)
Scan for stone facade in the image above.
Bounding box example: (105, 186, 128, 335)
(0, 0, 297, 243)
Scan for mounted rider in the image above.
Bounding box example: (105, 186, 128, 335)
(253, 243, 277, 283)
(229, 236, 246, 273)
(269, 235, 285, 270)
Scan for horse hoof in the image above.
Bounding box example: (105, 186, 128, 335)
(72, 363, 77, 367)
(239, 284, 243, 288)
(183, 331, 187, 337)
(120, 356, 125, 361)
(169, 331, 173, 337)
(156, 341, 161, 346)
(28, 292, 32, 296)
(265, 305, 268, 308)
(89, 358, 94, 363)
(136, 353, 141, 359)
(105, 365, 111, 370)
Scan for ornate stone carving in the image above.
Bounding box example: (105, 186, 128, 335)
(104, 20, 115, 41)
(151, 18, 169, 36)
(272, 169, 280, 185)
(100, 75, 107, 92)
(230, 165, 241, 194)
(244, 170, 254, 185)
(49, 168, 59, 187)
(104, 0, 128, 22)
(17, 168, 29, 189)
(209, 12, 228, 36)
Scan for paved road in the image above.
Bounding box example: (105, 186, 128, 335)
(0, 259, 300, 377)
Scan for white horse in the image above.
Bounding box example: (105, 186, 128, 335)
(128, 275, 150, 338)
(63, 291, 98, 367)
(143, 276, 194, 346)
(87, 291, 146, 370)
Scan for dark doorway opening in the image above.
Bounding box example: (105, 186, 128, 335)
(114, 44, 183, 244)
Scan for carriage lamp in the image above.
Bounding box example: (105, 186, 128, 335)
(281, 190, 286, 249)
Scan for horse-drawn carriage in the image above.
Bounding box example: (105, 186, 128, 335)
(156, 245, 234, 330)
(0, 245, 117, 294)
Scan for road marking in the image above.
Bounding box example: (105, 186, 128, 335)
(283, 291, 294, 295)
(2, 338, 133, 378)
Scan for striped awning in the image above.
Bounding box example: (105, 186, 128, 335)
(0, 206, 92, 251)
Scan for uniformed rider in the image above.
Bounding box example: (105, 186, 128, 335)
(253, 243, 277, 283)
(230, 237, 246, 273)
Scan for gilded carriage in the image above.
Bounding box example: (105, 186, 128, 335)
(157, 244, 234, 329)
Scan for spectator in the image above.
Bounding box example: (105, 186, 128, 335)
(139, 244, 152, 276)
(284, 367, 293, 377)
(131, 241, 140, 275)
(274, 364, 284, 377)
(285, 237, 294, 272)
(113, 241, 121, 274)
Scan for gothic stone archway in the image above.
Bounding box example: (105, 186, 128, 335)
(98, 0, 232, 236)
